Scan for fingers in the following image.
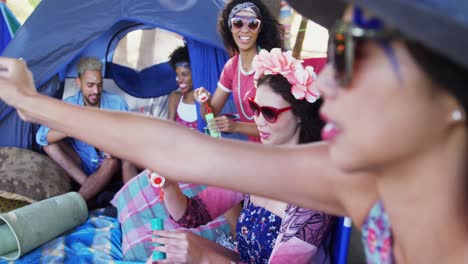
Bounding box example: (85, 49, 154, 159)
(209, 116, 235, 133)
(0, 57, 34, 89)
(152, 245, 188, 263)
(152, 231, 184, 247)
(0, 57, 37, 111)
(0, 57, 17, 78)
(0, 57, 29, 76)
(152, 230, 189, 240)
(150, 231, 193, 263)
(194, 87, 211, 103)
(207, 120, 219, 132)
(194, 87, 207, 94)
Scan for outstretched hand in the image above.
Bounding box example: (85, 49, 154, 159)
(0, 57, 37, 107)
(0, 58, 37, 118)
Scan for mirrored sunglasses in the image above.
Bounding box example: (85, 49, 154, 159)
(230, 16, 261, 31)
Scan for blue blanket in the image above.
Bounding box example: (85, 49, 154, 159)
(0, 210, 141, 264)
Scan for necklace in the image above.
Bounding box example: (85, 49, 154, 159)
(237, 56, 254, 120)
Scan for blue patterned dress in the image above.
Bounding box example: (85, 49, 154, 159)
(236, 202, 282, 264)
(361, 201, 394, 264)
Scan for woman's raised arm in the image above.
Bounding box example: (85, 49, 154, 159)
(0, 58, 376, 224)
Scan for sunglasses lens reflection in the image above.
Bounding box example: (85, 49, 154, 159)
(248, 19, 260, 30)
(262, 108, 276, 122)
(231, 17, 260, 31)
(232, 18, 243, 29)
(248, 100, 260, 116)
(334, 33, 347, 82)
(248, 99, 277, 123)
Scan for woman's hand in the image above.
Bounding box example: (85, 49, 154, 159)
(194, 87, 211, 103)
(150, 230, 209, 264)
(0, 57, 38, 120)
(208, 116, 238, 133)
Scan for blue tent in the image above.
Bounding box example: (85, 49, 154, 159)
(0, 0, 242, 149)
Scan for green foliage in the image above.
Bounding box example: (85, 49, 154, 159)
(28, 0, 41, 8)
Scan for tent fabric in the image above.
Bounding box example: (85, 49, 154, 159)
(2, 0, 226, 88)
(186, 38, 242, 137)
(107, 62, 178, 99)
(0, 75, 61, 150)
(0, 0, 239, 148)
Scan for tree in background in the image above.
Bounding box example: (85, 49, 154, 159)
(262, 0, 308, 58)
(6, 0, 41, 24)
(28, 0, 41, 7)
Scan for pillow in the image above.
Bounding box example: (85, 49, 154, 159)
(0, 147, 72, 212)
(111, 170, 232, 261)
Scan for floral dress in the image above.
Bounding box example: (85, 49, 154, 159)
(174, 188, 334, 263)
(236, 202, 282, 264)
(361, 201, 394, 264)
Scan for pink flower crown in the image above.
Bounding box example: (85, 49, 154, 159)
(252, 48, 320, 103)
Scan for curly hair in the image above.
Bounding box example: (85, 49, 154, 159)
(168, 46, 190, 70)
(218, 0, 285, 55)
(256, 74, 324, 144)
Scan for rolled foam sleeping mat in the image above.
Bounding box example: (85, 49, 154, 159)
(0, 192, 87, 260)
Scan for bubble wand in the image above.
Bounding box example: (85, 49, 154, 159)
(148, 173, 166, 260)
(151, 218, 166, 261)
(198, 91, 221, 138)
(149, 171, 166, 201)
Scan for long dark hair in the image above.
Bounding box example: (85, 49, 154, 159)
(406, 41, 468, 113)
(218, 0, 285, 55)
(256, 74, 324, 144)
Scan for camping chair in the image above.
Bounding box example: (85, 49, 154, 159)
(332, 217, 352, 264)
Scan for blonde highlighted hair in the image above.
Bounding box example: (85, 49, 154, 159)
(77, 57, 103, 77)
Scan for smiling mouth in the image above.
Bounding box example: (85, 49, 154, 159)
(259, 131, 270, 139)
(238, 36, 253, 43)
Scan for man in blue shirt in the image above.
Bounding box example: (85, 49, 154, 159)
(36, 57, 135, 203)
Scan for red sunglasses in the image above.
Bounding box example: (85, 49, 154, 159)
(230, 16, 261, 31)
(247, 97, 292, 123)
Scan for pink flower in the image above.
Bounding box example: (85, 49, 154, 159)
(252, 48, 319, 103)
(289, 66, 319, 103)
(380, 237, 392, 262)
(367, 228, 377, 253)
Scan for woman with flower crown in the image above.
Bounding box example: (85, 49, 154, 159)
(144, 49, 333, 264)
(195, 0, 284, 142)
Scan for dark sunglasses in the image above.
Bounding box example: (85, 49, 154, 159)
(247, 97, 292, 123)
(328, 20, 400, 86)
(230, 16, 261, 31)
